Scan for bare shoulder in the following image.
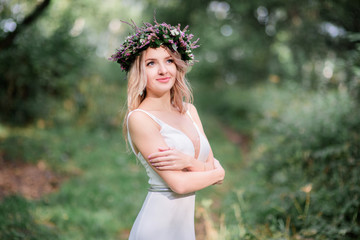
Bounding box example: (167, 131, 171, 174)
(127, 110, 168, 156)
(185, 102, 201, 121)
(127, 110, 160, 134)
(185, 102, 199, 116)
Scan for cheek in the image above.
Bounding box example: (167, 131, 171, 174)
(145, 70, 158, 88)
(145, 69, 156, 81)
(169, 65, 177, 76)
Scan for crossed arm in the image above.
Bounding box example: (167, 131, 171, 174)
(128, 106, 225, 195)
(148, 104, 217, 172)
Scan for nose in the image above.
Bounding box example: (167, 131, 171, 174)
(158, 62, 168, 75)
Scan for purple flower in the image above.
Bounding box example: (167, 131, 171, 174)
(110, 20, 200, 71)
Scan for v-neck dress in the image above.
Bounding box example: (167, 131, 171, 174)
(127, 109, 211, 240)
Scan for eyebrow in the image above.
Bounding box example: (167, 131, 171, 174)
(145, 56, 173, 62)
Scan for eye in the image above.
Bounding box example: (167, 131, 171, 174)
(166, 59, 174, 64)
(146, 61, 155, 66)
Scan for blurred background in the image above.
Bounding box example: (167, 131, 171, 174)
(0, 0, 359, 239)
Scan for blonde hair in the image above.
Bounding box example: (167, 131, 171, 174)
(123, 46, 193, 137)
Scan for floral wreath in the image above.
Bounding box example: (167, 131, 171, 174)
(109, 19, 200, 72)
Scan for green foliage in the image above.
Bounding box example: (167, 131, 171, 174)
(148, 0, 360, 103)
(32, 126, 146, 240)
(0, 195, 59, 240)
(0, 3, 89, 126)
(0, 135, 47, 164)
(0, 124, 146, 240)
(221, 84, 360, 239)
(0, 71, 140, 239)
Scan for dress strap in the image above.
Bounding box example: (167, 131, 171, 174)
(129, 109, 163, 126)
(126, 111, 137, 155)
(186, 110, 197, 124)
(186, 110, 203, 135)
(126, 109, 163, 155)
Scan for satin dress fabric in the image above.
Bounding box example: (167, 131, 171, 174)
(127, 109, 210, 240)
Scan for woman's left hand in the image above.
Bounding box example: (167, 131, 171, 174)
(213, 159, 224, 185)
(148, 147, 193, 171)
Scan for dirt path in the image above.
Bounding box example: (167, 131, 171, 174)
(194, 124, 252, 240)
(221, 124, 252, 162)
(0, 158, 62, 200)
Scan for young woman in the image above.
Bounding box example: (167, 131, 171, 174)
(110, 20, 225, 240)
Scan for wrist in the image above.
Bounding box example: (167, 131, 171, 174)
(214, 167, 225, 181)
(187, 156, 195, 169)
(203, 161, 209, 171)
(204, 162, 213, 171)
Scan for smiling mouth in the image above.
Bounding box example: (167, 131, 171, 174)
(156, 77, 171, 82)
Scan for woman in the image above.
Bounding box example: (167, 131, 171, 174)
(110, 20, 225, 240)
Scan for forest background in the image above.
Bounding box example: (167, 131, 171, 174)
(0, 0, 359, 239)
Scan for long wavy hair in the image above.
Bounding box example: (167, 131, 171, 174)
(123, 46, 193, 138)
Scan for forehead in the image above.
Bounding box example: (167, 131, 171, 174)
(144, 47, 171, 60)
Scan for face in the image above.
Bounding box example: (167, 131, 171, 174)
(144, 46, 177, 97)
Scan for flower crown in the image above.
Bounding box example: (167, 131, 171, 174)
(109, 20, 200, 72)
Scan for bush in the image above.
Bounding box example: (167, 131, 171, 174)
(0, 11, 88, 126)
(247, 85, 360, 239)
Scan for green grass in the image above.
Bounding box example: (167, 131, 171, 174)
(0, 195, 60, 240)
(33, 126, 147, 240)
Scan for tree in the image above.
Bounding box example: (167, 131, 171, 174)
(0, 0, 88, 125)
(145, 0, 360, 94)
(0, 0, 51, 50)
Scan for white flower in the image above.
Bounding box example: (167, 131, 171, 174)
(170, 29, 180, 36)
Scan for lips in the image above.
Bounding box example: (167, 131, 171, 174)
(156, 77, 171, 83)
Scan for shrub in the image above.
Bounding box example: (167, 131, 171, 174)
(0, 11, 88, 126)
(248, 85, 360, 239)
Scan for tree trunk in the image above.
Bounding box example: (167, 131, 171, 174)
(0, 0, 51, 51)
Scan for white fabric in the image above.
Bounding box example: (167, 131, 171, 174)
(127, 109, 210, 240)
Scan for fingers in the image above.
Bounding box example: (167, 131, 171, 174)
(151, 160, 175, 169)
(147, 147, 189, 171)
(158, 147, 173, 151)
(148, 147, 175, 159)
(154, 164, 179, 171)
(149, 155, 171, 162)
(148, 151, 172, 160)
(213, 180, 223, 185)
(151, 158, 174, 166)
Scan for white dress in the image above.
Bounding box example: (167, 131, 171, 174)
(127, 109, 211, 240)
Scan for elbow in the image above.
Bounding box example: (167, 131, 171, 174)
(169, 183, 192, 195)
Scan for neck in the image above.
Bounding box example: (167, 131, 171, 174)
(141, 92, 175, 112)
